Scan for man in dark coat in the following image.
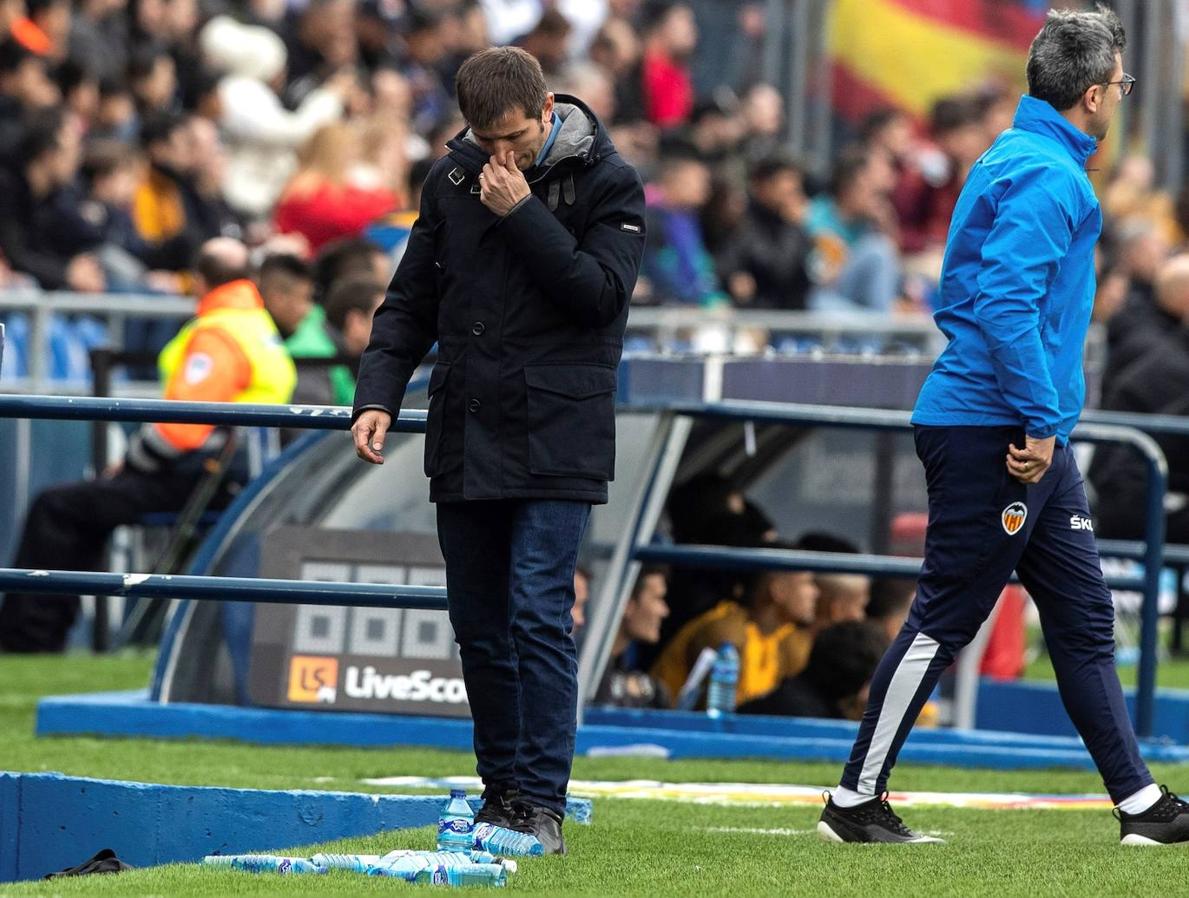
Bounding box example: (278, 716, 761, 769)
(351, 46, 646, 855)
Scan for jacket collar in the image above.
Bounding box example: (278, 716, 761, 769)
(445, 94, 605, 177)
(1012, 94, 1098, 166)
(196, 279, 264, 317)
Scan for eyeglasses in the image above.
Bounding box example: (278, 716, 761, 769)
(1103, 73, 1137, 97)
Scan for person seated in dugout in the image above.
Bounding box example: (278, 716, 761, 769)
(0, 238, 297, 653)
(798, 531, 871, 631)
(739, 620, 889, 720)
(651, 538, 820, 707)
(594, 565, 672, 709)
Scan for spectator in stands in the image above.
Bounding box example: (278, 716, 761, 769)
(76, 139, 157, 276)
(1091, 254, 1189, 545)
(186, 115, 243, 242)
(56, 57, 100, 127)
(864, 576, 915, 643)
(312, 235, 391, 303)
(1102, 217, 1174, 388)
(126, 41, 176, 115)
(398, 6, 453, 135)
(0, 238, 296, 653)
(199, 14, 350, 221)
(651, 538, 819, 706)
(806, 146, 901, 313)
(718, 154, 812, 309)
(274, 123, 397, 253)
(639, 0, 696, 128)
(0, 109, 105, 291)
(589, 14, 645, 125)
(258, 252, 350, 408)
(324, 274, 383, 368)
(737, 82, 784, 163)
(93, 76, 136, 141)
(69, 0, 130, 83)
(739, 621, 889, 720)
(131, 111, 204, 273)
(284, 0, 358, 98)
(595, 566, 672, 708)
(897, 95, 987, 255)
(0, 38, 59, 162)
(642, 146, 727, 307)
(23, 0, 69, 60)
(861, 107, 930, 255)
(515, 8, 572, 75)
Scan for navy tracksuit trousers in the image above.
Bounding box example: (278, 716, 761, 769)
(841, 426, 1153, 802)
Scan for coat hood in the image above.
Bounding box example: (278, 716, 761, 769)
(445, 94, 613, 177)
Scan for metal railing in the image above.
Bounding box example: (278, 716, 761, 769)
(614, 400, 1170, 738)
(0, 394, 1172, 738)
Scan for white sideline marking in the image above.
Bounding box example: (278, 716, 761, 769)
(362, 776, 1116, 811)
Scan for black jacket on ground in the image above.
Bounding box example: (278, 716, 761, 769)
(353, 96, 647, 503)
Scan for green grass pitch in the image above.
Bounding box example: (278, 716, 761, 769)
(1, 652, 1187, 897)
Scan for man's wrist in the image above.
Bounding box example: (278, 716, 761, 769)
(501, 194, 533, 219)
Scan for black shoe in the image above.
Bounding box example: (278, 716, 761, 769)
(1117, 785, 1189, 846)
(475, 784, 519, 828)
(818, 793, 944, 844)
(511, 802, 566, 855)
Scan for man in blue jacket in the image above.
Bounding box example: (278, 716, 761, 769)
(818, 7, 1189, 846)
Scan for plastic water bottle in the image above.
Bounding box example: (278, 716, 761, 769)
(471, 822, 544, 856)
(706, 642, 739, 717)
(310, 853, 383, 873)
(204, 855, 324, 874)
(372, 857, 508, 887)
(438, 788, 476, 851)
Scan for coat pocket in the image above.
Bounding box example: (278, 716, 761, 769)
(525, 364, 617, 480)
(424, 362, 451, 477)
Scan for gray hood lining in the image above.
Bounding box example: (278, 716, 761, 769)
(461, 102, 595, 168)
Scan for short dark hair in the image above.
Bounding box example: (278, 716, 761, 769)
(929, 95, 980, 138)
(801, 621, 889, 703)
(139, 111, 187, 150)
(257, 253, 312, 287)
(1026, 5, 1126, 111)
(195, 244, 250, 289)
(455, 46, 548, 129)
(127, 42, 170, 83)
(749, 153, 802, 184)
(865, 577, 916, 621)
(313, 237, 382, 303)
(0, 39, 38, 75)
(18, 109, 65, 167)
(827, 146, 872, 199)
(82, 139, 134, 183)
(858, 107, 907, 146)
(325, 276, 383, 332)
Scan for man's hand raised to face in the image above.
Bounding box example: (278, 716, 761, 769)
(479, 150, 531, 217)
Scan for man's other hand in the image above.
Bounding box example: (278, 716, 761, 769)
(1007, 434, 1055, 484)
(479, 150, 531, 217)
(352, 409, 392, 464)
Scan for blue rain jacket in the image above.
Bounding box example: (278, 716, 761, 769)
(912, 95, 1102, 444)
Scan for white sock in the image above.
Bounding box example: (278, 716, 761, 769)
(832, 785, 876, 808)
(1116, 783, 1163, 816)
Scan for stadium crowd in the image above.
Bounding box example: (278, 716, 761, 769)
(1, 0, 1188, 701)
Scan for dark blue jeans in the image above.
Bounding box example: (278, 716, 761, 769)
(436, 499, 591, 815)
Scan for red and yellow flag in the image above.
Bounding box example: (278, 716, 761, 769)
(831, 0, 1048, 121)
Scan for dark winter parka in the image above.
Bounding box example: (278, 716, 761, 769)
(352, 96, 646, 503)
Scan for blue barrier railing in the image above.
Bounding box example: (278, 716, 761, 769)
(628, 400, 1169, 739)
(0, 394, 1171, 737)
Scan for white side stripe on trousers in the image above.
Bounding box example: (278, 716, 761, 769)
(857, 631, 942, 794)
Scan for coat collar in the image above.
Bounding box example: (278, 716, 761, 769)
(1012, 95, 1098, 166)
(196, 279, 264, 317)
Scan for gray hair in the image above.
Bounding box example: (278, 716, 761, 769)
(1026, 5, 1126, 111)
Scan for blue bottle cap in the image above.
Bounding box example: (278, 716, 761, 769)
(450, 788, 466, 799)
